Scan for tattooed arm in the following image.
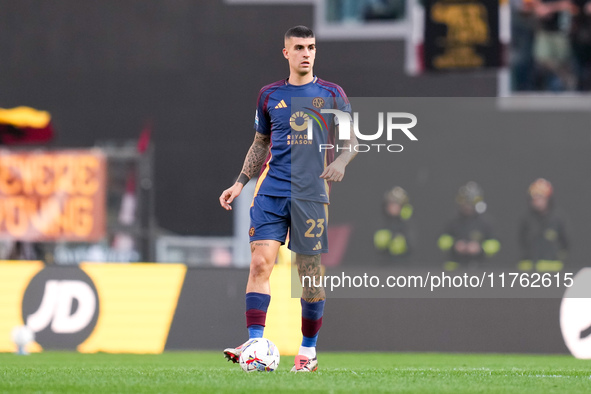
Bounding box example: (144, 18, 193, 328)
(219, 132, 271, 210)
(239, 132, 272, 181)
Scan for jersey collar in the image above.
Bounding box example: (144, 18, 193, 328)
(285, 76, 318, 86)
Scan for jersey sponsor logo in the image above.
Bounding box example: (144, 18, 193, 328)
(312, 97, 325, 109)
(289, 108, 330, 146)
(287, 134, 313, 145)
(274, 100, 288, 109)
(291, 108, 329, 134)
(290, 111, 310, 132)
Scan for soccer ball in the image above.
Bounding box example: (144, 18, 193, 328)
(239, 338, 280, 372)
(11, 325, 35, 355)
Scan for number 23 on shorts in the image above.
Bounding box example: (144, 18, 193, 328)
(305, 218, 325, 238)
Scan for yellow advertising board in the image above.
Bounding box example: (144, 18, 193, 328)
(0, 262, 185, 354)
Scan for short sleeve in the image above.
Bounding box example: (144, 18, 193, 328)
(254, 91, 271, 135)
(334, 85, 351, 125)
(337, 86, 352, 114)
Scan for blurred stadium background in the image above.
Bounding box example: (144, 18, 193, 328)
(0, 0, 590, 362)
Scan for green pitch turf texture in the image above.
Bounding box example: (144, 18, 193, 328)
(1, 352, 590, 393)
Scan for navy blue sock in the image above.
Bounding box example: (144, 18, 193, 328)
(301, 299, 325, 347)
(245, 292, 271, 339)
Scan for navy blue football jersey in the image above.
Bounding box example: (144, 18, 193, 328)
(253, 76, 350, 203)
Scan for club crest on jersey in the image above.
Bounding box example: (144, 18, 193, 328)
(312, 97, 325, 109)
(249, 227, 255, 237)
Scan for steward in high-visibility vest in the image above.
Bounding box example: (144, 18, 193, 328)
(374, 186, 414, 264)
(438, 182, 500, 271)
(518, 178, 568, 272)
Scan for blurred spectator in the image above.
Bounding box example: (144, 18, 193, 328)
(364, 0, 406, 21)
(509, 0, 591, 91)
(518, 178, 568, 272)
(438, 182, 500, 271)
(511, 0, 537, 91)
(531, 0, 576, 91)
(326, 0, 364, 23)
(373, 187, 414, 264)
(326, 0, 405, 23)
(570, 0, 591, 90)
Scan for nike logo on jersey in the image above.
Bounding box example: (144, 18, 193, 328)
(274, 100, 287, 109)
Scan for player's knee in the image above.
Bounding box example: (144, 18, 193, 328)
(249, 255, 272, 279)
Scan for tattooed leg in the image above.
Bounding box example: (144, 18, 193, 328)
(296, 253, 325, 302)
(246, 240, 281, 294)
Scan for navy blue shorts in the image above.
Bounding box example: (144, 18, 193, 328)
(249, 195, 328, 255)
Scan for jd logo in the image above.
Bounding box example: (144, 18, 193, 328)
(560, 268, 591, 359)
(22, 267, 99, 349)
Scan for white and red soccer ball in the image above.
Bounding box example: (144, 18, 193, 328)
(239, 338, 280, 372)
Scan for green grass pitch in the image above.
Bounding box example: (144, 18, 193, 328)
(1, 351, 590, 393)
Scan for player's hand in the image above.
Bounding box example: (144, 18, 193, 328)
(320, 157, 346, 182)
(219, 182, 244, 211)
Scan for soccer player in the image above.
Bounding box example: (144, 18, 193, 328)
(219, 25, 357, 372)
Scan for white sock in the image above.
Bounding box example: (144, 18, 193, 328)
(298, 345, 316, 358)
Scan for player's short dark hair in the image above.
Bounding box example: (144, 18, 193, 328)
(284, 25, 315, 40)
